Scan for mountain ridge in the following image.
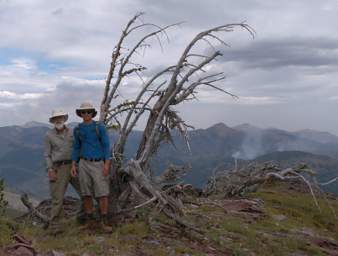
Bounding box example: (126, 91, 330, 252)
(0, 122, 338, 196)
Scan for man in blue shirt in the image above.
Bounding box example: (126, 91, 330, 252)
(71, 102, 112, 232)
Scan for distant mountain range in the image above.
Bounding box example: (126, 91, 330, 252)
(22, 121, 52, 128)
(0, 122, 337, 198)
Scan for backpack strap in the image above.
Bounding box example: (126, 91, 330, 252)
(94, 121, 102, 143)
(75, 124, 82, 142)
(76, 122, 102, 144)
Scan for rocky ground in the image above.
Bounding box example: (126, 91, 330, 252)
(0, 182, 337, 256)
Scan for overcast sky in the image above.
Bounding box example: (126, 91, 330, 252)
(1, 0, 338, 134)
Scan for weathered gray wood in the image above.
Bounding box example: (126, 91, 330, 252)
(98, 13, 254, 232)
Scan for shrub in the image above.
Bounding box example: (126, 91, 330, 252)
(0, 179, 8, 215)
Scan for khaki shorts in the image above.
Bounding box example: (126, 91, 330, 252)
(78, 159, 110, 198)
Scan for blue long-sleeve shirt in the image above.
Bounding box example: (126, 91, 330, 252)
(71, 121, 111, 162)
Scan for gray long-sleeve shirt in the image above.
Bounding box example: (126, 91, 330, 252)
(44, 127, 73, 169)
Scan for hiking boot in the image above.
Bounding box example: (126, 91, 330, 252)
(76, 211, 87, 225)
(98, 214, 112, 233)
(98, 219, 112, 234)
(80, 213, 97, 230)
(84, 218, 98, 230)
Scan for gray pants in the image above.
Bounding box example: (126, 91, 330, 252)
(49, 163, 81, 221)
(78, 159, 110, 198)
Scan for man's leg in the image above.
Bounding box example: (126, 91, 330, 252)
(50, 165, 69, 220)
(82, 196, 97, 229)
(78, 159, 97, 228)
(49, 165, 70, 233)
(83, 196, 94, 214)
(97, 196, 111, 233)
(91, 161, 111, 232)
(49, 177, 61, 222)
(69, 175, 82, 197)
(98, 196, 108, 215)
(69, 175, 86, 223)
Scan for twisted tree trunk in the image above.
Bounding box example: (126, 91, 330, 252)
(99, 13, 254, 231)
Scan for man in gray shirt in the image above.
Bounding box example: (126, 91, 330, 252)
(44, 109, 82, 234)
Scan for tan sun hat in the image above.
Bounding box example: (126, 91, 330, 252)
(49, 109, 69, 123)
(76, 102, 97, 117)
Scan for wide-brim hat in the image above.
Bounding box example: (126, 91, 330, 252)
(49, 109, 69, 123)
(76, 102, 97, 117)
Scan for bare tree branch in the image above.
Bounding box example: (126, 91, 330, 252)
(98, 14, 254, 232)
(318, 176, 338, 186)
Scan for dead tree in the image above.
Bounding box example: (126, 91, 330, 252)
(203, 162, 338, 219)
(203, 162, 318, 197)
(99, 13, 254, 231)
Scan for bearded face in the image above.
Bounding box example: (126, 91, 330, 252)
(52, 116, 66, 130)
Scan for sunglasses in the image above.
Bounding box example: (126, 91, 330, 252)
(80, 110, 94, 115)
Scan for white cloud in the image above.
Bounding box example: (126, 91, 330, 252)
(0, 59, 57, 94)
(10, 58, 37, 70)
(1, 0, 338, 134)
(0, 90, 44, 100)
(237, 96, 283, 105)
(59, 76, 104, 87)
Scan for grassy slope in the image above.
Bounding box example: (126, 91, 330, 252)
(0, 184, 337, 255)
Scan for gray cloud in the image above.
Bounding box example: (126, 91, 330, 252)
(0, 78, 104, 126)
(220, 37, 338, 69)
(1, 0, 338, 135)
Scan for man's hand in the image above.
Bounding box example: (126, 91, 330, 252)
(48, 169, 57, 182)
(71, 162, 78, 177)
(103, 161, 110, 177)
